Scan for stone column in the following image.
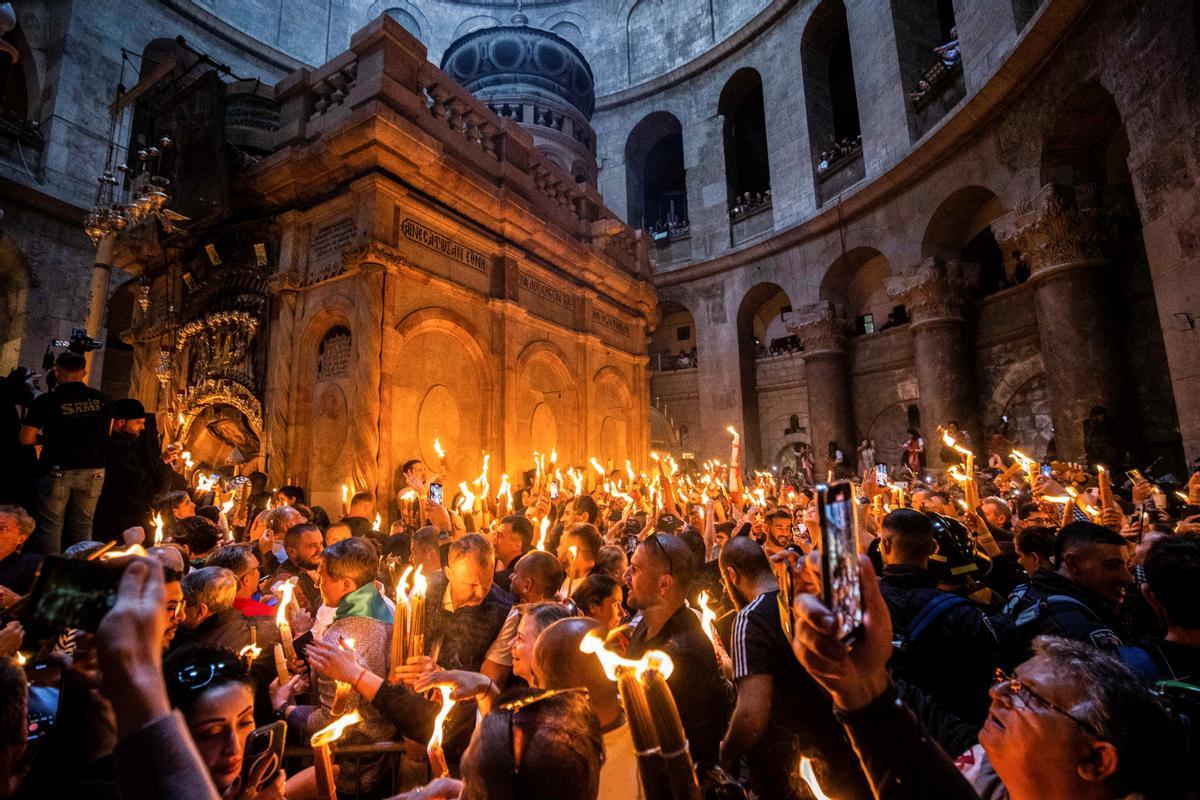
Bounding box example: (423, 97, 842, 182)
(263, 271, 301, 485)
(788, 302, 857, 475)
(887, 259, 980, 440)
(993, 184, 1119, 461)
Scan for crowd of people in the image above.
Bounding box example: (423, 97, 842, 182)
(654, 348, 698, 371)
(817, 135, 863, 174)
(0, 349, 1197, 799)
(728, 190, 772, 220)
(648, 218, 690, 240)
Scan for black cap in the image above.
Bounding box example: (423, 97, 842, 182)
(113, 398, 146, 420)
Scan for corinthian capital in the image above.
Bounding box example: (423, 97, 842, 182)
(991, 184, 1105, 278)
(784, 301, 851, 357)
(886, 258, 969, 326)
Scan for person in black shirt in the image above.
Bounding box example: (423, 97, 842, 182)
(19, 351, 113, 553)
(878, 509, 999, 726)
(0, 505, 41, 608)
(0, 368, 37, 513)
(718, 536, 870, 799)
(625, 532, 729, 772)
(93, 399, 174, 541)
(492, 514, 532, 594)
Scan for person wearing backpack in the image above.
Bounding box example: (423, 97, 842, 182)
(1001, 522, 1130, 663)
(878, 509, 999, 726)
(1117, 533, 1200, 683)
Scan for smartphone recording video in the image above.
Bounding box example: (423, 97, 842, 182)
(818, 482, 864, 643)
(428, 482, 443, 506)
(22, 556, 128, 634)
(874, 463, 888, 485)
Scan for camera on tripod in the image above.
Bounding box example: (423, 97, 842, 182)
(51, 328, 103, 355)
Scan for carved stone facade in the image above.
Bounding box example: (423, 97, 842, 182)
(107, 16, 654, 515)
(886, 259, 970, 327)
(786, 302, 851, 356)
(992, 184, 1107, 280)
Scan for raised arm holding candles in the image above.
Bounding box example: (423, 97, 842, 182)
(390, 564, 427, 683)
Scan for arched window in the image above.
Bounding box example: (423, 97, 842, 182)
(718, 68, 771, 215)
(624, 112, 688, 233)
(736, 283, 795, 467)
(802, 0, 864, 202)
(922, 186, 1010, 295)
(892, 0, 964, 139)
(648, 301, 697, 372)
(819, 247, 892, 335)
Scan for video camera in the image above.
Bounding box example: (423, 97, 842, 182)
(51, 328, 103, 355)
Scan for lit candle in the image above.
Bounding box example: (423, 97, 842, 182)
(331, 637, 357, 716)
(274, 643, 289, 685)
(695, 590, 718, 646)
(427, 685, 456, 778)
(535, 516, 550, 551)
(310, 710, 362, 800)
(274, 579, 298, 662)
(151, 512, 165, 547)
(238, 643, 262, 665)
(799, 756, 835, 800)
(341, 483, 351, 517)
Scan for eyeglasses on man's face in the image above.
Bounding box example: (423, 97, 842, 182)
(993, 667, 1101, 739)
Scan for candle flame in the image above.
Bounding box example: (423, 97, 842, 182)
(152, 512, 165, 546)
(427, 685, 456, 751)
(434, 438, 445, 459)
(579, 630, 674, 681)
(182, 451, 194, 469)
(177, 412, 185, 427)
(102, 544, 148, 559)
(310, 710, 363, 747)
(220, 496, 234, 515)
(940, 430, 973, 457)
(800, 757, 835, 800)
(496, 474, 511, 501)
(399, 488, 418, 501)
(394, 564, 415, 604)
(568, 545, 578, 559)
(341, 484, 350, 503)
(536, 516, 550, 551)
(196, 473, 217, 494)
(625, 461, 636, 482)
(1177, 491, 1190, 502)
(373, 513, 382, 531)
(726, 425, 738, 439)
(238, 644, 262, 660)
(458, 482, 476, 511)
(570, 468, 583, 497)
(649, 451, 660, 462)
(275, 578, 297, 629)
(590, 458, 605, 476)
(1010, 449, 1035, 466)
(696, 591, 718, 645)
(411, 565, 428, 599)
(549, 448, 557, 465)
(16, 652, 26, 666)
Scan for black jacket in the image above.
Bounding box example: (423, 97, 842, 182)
(423, 571, 513, 673)
(998, 571, 1122, 666)
(881, 565, 998, 726)
(838, 683, 981, 800)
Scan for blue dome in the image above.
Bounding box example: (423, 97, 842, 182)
(440, 23, 596, 119)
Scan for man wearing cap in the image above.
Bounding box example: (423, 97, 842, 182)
(93, 398, 173, 542)
(19, 351, 113, 553)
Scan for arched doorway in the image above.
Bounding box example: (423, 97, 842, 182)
(819, 246, 892, 336)
(736, 282, 793, 468)
(922, 186, 1012, 295)
(100, 280, 137, 400)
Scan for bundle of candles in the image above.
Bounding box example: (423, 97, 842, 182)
(389, 565, 427, 682)
(274, 578, 298, 684)
(310, 710, 362, 800)
(580, 631, 699, 800)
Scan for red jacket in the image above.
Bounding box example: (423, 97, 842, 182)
(234, 596, 277, 618)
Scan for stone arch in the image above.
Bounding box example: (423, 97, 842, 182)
(863, 399, 919, 458)
(921, 186, 1010, 293)
(801, 0, 862, 172)
(392, 307, 493, 481)
(516, 340, 581, 461)
(819, 246, 891, 335)
(593, 366, 635, 469)
(718, 67, 771, 208)
(736, 282, 794, 467)
(1, 19, 38, 120)
(540, 11, 588, 47)
(626, 0, 665, 84)
(99, 279, 138, 400)
(0, 233, 31, 372)
(453, 15, 502, 39)
(624, 110, 687, 231)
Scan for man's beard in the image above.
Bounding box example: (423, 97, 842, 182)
(296, 556, 319, 571)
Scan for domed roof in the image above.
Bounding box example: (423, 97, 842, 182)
(440, 20, 595, 118)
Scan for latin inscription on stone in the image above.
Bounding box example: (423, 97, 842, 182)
(317, 326, 352, 382)
(401, 218, 487, 273)
(310, 218, 358, 267)
(592, 308, 630, 338)
(519, 273, 573, 311)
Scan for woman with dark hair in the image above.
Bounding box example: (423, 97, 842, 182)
(570, 574, 623, 634)
(164, 645, 283, 799)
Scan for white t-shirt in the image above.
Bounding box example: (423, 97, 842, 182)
(601, 722, 644, 800)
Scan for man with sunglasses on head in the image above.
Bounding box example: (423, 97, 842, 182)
(790, 554, 1181, 800)
(624, 532, 729, 773)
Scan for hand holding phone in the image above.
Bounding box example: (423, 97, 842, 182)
(818, 482, 864, 644)
(240, 721, 286, 794)
(428, 482, 443, 506)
